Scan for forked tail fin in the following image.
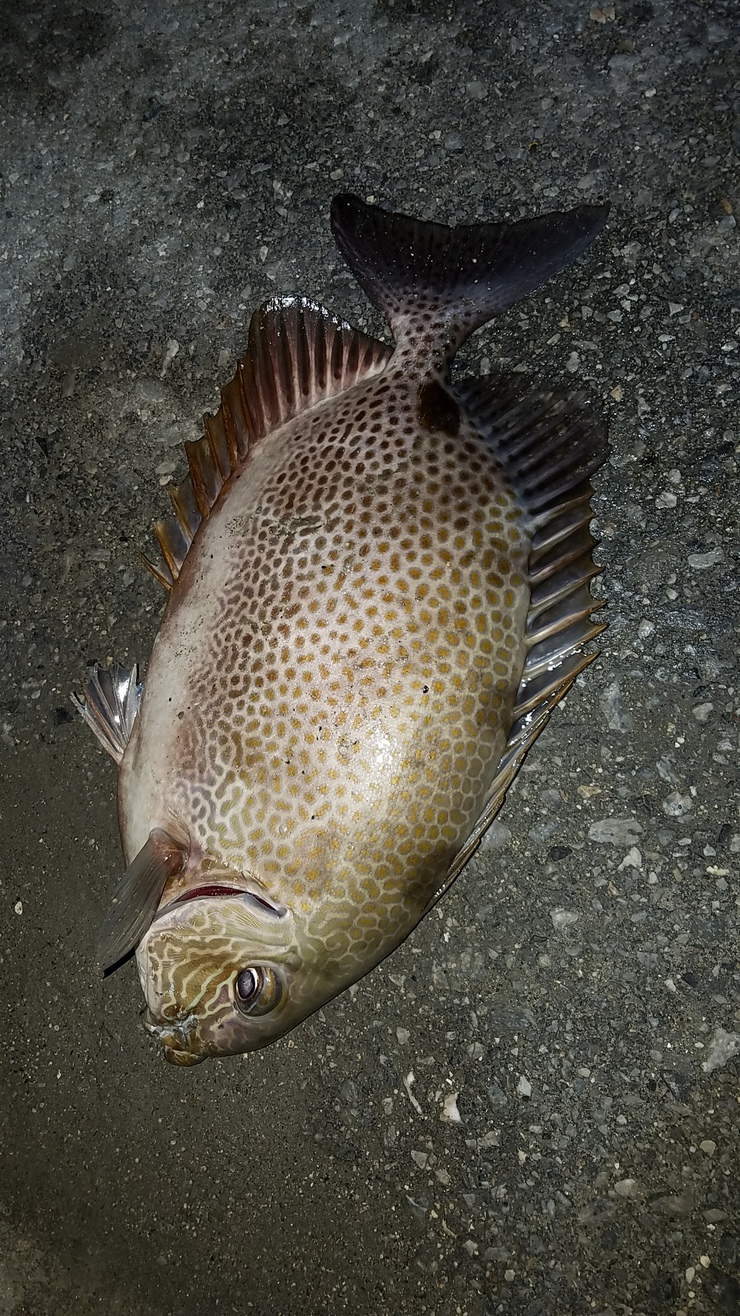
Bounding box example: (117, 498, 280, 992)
(330, 193, 609, 362)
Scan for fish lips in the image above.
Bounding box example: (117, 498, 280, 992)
(153, 882, 286, 921)
(141, 1009, 207, 1066)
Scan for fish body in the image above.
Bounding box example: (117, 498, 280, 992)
(75, 194, 609, 1064)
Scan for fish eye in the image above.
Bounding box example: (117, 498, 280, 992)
(235, 968, 261, 1003)
(233, 965, 283, 1016)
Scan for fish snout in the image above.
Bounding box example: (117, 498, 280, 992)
(142, 1007, 207, 1066)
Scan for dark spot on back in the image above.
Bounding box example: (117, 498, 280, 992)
(416, 381, 460, 437)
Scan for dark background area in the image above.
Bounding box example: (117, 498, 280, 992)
(0, 1, 738, 1312)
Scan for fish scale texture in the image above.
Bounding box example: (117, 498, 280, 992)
(125, 363, 530, 979)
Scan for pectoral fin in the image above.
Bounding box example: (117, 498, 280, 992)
(99, 830, 186, 975)
(71, 664, 141, 764)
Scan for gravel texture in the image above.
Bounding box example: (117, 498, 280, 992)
(1, 1, 738, 1313)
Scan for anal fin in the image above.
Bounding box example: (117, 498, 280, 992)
(427, 692, 562, 911)
(429, 374, 609, 903)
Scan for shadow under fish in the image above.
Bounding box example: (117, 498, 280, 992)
(73, 191, 609, 1065)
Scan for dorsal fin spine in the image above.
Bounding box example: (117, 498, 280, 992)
(168, 478, 200, 539)
(185, 438, 216, 516)
(313, 317, 327, 392)
(279, 319, 296, 417)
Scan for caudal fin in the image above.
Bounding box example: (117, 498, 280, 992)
(330, 193, 609, 359)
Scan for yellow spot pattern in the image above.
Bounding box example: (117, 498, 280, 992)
(147, 362, 531, 979)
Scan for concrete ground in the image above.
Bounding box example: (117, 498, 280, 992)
(0, 1, 738, 1313)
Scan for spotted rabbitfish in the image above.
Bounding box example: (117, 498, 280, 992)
(74, 193, 609, 1064)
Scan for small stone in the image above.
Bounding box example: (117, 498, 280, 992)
(548, 844, 572, 862)
(614, 1178, 638, 1198)
(396, 1027, 410, 1045)
(700, 1140, 716, 1156)
(481, 821, 511, 852)
(702, 1027, 740, 1073)
(440, 1092, 462, 1123)
(504, 1268, 516, 1282)
(662, 792, 693, 818)
(160, 338, 180, 378)
(692, 703, 714, 723)
(700, 1255, 711, 1268)
(550, 907, 579, 930)
(637, 619, 655, 639)
(618, 846, 642, 871)
(601, 680, 632, 732)
(688, 547, 724, 570)
(411, 1150, 428, 1169)
(14, 900, 22, 915)
(588, 817, 643, 846)
(656, 491, 678, 509)
(517, 1075, 532, 1098)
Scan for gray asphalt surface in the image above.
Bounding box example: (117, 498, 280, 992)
(1, 2, 738, 1313)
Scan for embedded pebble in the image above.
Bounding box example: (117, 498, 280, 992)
(396, 1027, 410, 1045)
(516, 1075, 532, 1098)
(702, 1028, 740, 1073)
(480, 820, 511, 851)
(692, 702, 714, 723)
(440, 1093, 462, 1123)
(600, 680, 632, 732)
(655, 491, 677, 509)
(588, 817, 643, 846)
(637, 619, 655, 639)
(662, 791, 694, 818)
(699, 1140, 716, 1156)
(550, 907, 579, 930)
(688, 547, 724, 570)
(403, 1071, 424, 1116)
(657, 757, 682, 786)
(618, 846, 642, 870)
(160, 337, 180, 377)
(614, 1178, 638, 1198)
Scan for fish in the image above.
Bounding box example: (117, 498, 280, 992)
(73, 192, 609, 1065)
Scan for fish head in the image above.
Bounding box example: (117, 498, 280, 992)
(136, 881, 325, 1065)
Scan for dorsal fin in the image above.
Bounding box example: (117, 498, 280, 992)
(146, 300, 392, 589)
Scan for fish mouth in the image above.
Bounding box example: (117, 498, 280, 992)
(150, 883, 248, 923)
(171, 883, 248, 905)
(142, 1008, 207, 1066)
(153, 883, 287, 922)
